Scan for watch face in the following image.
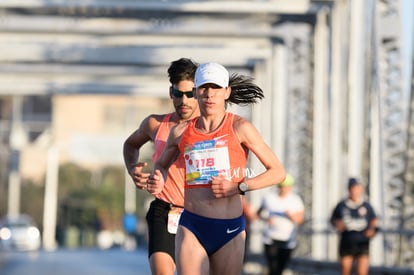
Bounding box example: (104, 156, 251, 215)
(239, 182, 248, 192)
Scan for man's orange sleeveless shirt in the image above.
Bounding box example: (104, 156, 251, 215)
(152, 113, 185, 206)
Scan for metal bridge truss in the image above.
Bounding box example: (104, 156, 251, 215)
(0, 0, 413, 269)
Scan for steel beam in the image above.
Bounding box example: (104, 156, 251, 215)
(0, 0, 314, 15)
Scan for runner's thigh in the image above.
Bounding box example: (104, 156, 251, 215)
(210, 231, 246, 275)
(175, 226, 209, 275)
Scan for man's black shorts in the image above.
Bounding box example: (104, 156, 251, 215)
(146, 199, 176, 260)
(339, 239, 369, 257)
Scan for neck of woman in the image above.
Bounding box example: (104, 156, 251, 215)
(196, 112, 227, 133)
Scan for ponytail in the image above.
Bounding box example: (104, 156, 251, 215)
(227, 73, 264, 106)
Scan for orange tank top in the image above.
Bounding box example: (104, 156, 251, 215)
(152, 113, 185, 206)
(179, 112, 248, 188)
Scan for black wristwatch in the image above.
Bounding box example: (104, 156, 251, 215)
(238, 181, 248, 195)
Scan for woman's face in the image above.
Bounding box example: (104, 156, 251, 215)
(196, 83, 230, 115)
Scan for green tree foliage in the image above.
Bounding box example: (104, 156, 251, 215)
(21, 179, 44, 228)
(56, 163, 152, 232)
(58, 163, 126, 231)
(94, 166, 125, 230)
(3, 162, 152, 247)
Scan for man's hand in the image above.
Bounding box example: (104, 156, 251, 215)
(129, 162, 150, 190)
(147, 169, 165, 195)
(334, 220, 346, 233)
(364, 227, 377, 238)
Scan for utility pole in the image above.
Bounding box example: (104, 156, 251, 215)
(8, 95, 27, 217)
(42, 145, 59, 251)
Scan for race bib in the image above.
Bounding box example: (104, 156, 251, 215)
(184, 139, 230, 185)
(167, 208, 183, 234)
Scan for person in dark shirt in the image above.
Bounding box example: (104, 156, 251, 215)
(330, 177, 378, 275)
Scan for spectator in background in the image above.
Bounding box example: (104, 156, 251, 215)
(257, 174, 305, 275)
(330, 177, 379, 275)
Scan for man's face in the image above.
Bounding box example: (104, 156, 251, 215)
(349, 184, 364, 201)
(278, 185, 292, 196)
(170, 80, 199, 121)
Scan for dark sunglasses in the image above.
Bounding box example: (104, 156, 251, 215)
(171, 87, 194, 98)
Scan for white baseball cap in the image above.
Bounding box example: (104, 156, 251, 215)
(195, 62, 229, 88)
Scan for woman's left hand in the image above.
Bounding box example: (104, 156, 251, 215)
(210, 175, 236, 198)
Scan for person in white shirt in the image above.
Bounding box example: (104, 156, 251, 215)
(257, 174, 305, 275)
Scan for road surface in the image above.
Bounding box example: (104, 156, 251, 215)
(0, 248, 151, 275)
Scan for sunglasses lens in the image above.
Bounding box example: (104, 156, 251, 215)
(173, 90, 183, 98)
(172, 88, 193, 98)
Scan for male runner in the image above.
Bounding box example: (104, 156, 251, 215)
(123, 58, 199, 275)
